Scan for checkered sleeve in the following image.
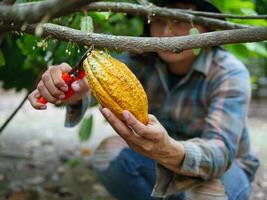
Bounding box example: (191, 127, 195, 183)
(152, 66, 252, 197)
(179, 67, 251, 179)
(64, 95, 90, 127)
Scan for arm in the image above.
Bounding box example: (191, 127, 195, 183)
(151, 66, 252, 197)
(178, 67, 251, 179)
(98, 66, 251, 197)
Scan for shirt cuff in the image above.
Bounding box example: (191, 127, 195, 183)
(151, 162, 204, 198)
(151, 141, 205, 198)
(64, 96, 89, 127)
(179, 141, 203, 176)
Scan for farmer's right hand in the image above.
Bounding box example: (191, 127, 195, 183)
(28, 62, 89, 110)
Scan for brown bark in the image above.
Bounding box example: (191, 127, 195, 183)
(1, 22, 266, 53)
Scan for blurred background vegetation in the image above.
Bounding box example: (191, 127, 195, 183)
(0, 0, 267, 94)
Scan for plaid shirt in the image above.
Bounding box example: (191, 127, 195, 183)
(65, 48, 259, 197)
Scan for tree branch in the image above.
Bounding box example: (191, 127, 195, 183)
(1, 22, 266, 54)
(0, 1, 252, 30)
(85, 2, 250, 30)
(0, 0, 96, 23)
(0, 0, 16, 5)
(175, 8, 267, 19)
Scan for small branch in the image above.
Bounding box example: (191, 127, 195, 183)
(0, 91, 30, 134)
(0, 0, 16, 5)
(1, 22, 267, 54)
(0, 150, 30, 159)
(0, 0, 96, 23)
(85, 2, 250, 30)
(0, 1, 251, 30)
(178, 9, 267, 19)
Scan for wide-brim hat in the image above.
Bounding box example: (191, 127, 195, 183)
(151, 0, 222, 13)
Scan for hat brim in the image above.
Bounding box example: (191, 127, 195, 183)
(152, 0, 222, 13)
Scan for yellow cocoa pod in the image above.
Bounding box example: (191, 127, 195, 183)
(83, 50, 149, 125)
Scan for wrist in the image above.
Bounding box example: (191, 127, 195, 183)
(68, 99, 83, 106)
(66, 91, 89, 105)
(160, 138, 185, 173)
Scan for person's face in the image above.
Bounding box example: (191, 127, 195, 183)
(149, 3, 207, 64)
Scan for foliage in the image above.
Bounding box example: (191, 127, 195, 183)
(0, 49, 5, 67)
(189, 28, 201, 55)
(0, 33, 46, 90)
(210, 0, 267, 91)
(0, 4, 144, 91)
(255, 0, 267, 14)
(211, 0, 267, 64)
(79, 115, 94, 142)
(0, 0, 266, 92)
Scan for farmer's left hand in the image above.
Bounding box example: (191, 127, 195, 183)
(99, 107, 185, 172)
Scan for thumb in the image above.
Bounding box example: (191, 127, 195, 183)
(71, 81, 81, 92)
(71, 79, 89, 92)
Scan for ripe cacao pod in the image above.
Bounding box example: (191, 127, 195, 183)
(83, 50, 149, 125)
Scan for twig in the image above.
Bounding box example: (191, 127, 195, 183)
(0, 0, 16, 5)
(177, 9, 267, 19)
(0, 91, 30, 134)
(0, 1, 251, 30)
(0, 0, 96, 23)
(0, 150, 30, 159)
(1, 22, 267, 54)
(85, 2, 250, 30)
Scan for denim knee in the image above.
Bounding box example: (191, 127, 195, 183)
(90, 135, 128, 172)
(91, 141, 160, 200)
(221, 162, 251, 200)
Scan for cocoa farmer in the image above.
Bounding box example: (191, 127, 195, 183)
(28, 0, 259, 199)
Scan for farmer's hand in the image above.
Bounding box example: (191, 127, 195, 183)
(99, 107, 185, 173)
(28, 63, 89, 110)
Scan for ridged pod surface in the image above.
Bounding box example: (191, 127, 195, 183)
(83, 50, 149, 125)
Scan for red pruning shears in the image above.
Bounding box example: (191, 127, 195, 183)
(38, 45, 94, 104)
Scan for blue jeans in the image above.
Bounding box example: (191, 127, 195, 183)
(92, 146, 251, 200)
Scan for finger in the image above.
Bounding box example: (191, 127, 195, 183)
(34, 90, 41, 98)
(42, 71, 65, 100)
(37, 80, 61, 104)
(71, 78, 89, 92)
(50, 63, 72, 92)
(123, 111, 162, 141)
(122, 110, 150, 136)
(148, 114, 159, 124)
(100, 107, 132, 138)
(59, 62, 73, 72)
(28, 90, 47, 110)
(101, 108, 157, 151)
(100, 108, 153, 146)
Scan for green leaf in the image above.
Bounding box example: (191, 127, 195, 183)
(224, 44, 251, 62)
(0, 49, 5, 67)
(67, 158, 80, 168)
(245, 43, 267, 57)
(189, 28, 201, 55)
(80, 16, 94, 33)
(79, 115, 94, 142)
